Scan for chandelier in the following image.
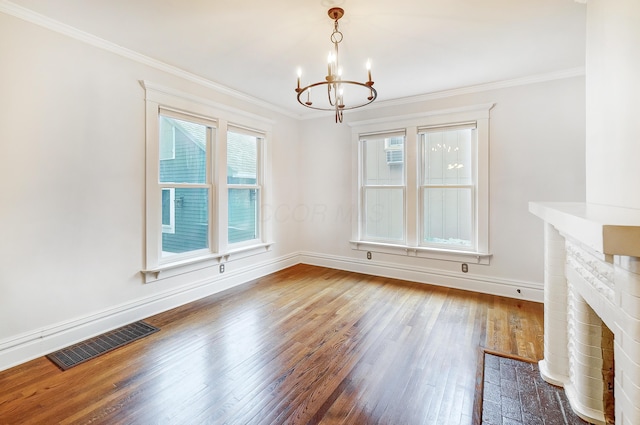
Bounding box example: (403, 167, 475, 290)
(295, 7, 377, 123)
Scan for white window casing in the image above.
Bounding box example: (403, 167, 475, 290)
(350, 103, 493, 264)
(227, 125, 265, 249)
(141, 81, 274, 281)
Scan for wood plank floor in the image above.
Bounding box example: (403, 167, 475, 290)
(0, 265, 544, 424)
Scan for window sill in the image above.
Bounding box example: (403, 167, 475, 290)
(349, 240, 491, 265)
(142, 242, 274, 282)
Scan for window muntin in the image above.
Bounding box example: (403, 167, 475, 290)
(360, 132, 406, 243)
(158, 112, 214, 260)
(227, 128, 263, 245)
(420, 124, 476, 249)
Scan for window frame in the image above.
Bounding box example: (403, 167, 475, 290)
(226, 125, 264, 248)
(359, 130, 407, 244)
(350, 104, 493, 265)
(141, 81, 274, 282)
(157, 108, 215, 263)
(418, 122, 477, 251)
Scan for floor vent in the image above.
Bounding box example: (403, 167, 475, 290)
(46, 321, 159, 370)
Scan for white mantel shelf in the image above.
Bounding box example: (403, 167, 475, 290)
(529, 202, 640, 257)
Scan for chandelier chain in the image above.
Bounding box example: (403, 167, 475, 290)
(331, 20, 343, 44)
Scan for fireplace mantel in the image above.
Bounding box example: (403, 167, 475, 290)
(530, 201, 640, 425)
(529, 202, 640, 258)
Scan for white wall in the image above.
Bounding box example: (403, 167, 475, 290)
(0, 12, 301, 370)
(299, 77, 586, 299)
(0, 6, 587, 371)
(586, 0, 640, 209)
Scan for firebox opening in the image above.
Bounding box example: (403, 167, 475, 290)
(601, 323, 614, 425)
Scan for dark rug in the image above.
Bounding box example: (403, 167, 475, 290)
(474, 350, 589, 425)
(46, 321, 159, 370)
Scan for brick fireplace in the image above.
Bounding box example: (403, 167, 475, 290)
(530, 202, 640, 425)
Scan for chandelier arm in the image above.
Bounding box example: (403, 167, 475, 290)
(327, 83, 336, 107)
(296, 81, 377, 111)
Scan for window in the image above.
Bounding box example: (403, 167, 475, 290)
(420, 123, 475, 249)
(351, 104, 492, 264)
(158, 112, 213, 259)
(360, 131, 406, 242)
(142, 81, 273, 280)
(227, 128, 263, 245)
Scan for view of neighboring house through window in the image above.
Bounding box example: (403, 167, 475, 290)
(159, 113, 213, 258)
(227, 129, 262, 245)
(143, 82, 272, 278)
(161, 188, 175, 234)
(420, 124, 475, 249)
(361, 132, 406, 242)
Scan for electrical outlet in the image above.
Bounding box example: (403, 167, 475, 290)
(461, 263, 468, 273)
(367, 251, 372, 260)
(219, 264, 225, 273)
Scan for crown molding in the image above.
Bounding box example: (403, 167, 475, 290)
(140, 80, 276, 127)
(0, 0, 298, 119)
(1, 0, 584, 123)
(299, 67, 585, 120)
(369, 67, 586, 110)
(348, 102, 495, 129)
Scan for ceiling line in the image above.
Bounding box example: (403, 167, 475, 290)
(0, 0, 299, 119)
(0, 0, 585, 122)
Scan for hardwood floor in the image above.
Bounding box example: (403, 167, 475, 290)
(0, 265, 544, 424)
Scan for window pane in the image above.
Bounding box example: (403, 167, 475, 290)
(364, 188, 404, 241)
(161, 188, 175, 234)
(159, 124, 175, 160)
(422, 129, 472, 185)
(363, 137, 404, 186)
(161, 188, 209, 256)
(229, 188, 258, 243)
(227, 132, 257, 184)
(159, 116, 208, 184)
(422, 187, 472, 248)
(161, 189, 171, 226)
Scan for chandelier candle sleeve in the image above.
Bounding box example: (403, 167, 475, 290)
(294, 7, 377, 123)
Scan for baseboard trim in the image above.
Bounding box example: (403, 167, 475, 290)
(299, 251, 543, 303)
(0, 253, 299, 372)
(0, 251, 542, 372)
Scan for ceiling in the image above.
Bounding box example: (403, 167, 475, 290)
(8, 0, 587, 118)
